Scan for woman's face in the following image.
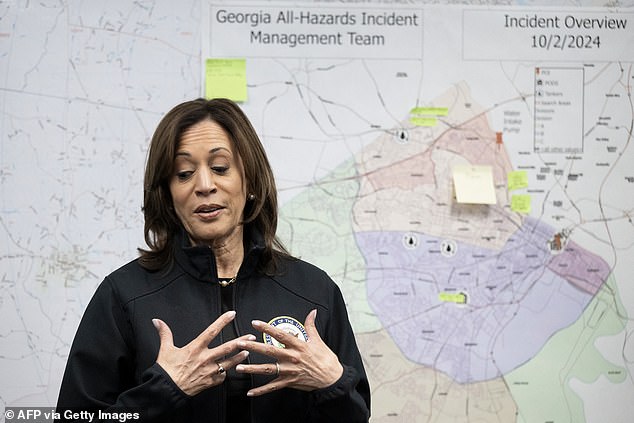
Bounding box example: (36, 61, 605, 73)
(169, 119, 247, 248)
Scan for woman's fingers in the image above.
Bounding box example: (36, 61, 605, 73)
(217, 349, 250, 372)
(192, 310, 236, 349)
(235, 361, 280, 376)
(152, 318, 175, 352)
(236, 310, 343, 396)
(302, 309, 319, 340)
(152, 313, 254, 396)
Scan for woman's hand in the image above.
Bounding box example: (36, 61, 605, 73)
(235, 309, 343, 396)
(153, 310, 253, 396)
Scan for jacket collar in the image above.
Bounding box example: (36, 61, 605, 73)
(173, 225, 265, 283)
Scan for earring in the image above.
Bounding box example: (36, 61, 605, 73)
(248, 193, 255, 200)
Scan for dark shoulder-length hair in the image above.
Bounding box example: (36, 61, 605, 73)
(138, 98, 290, 274)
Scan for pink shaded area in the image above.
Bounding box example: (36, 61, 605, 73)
(435, 113, 514, 182)
(362, 114, 514, 193)
(365, 149, 436, 191)
(547, 240, 611, 295)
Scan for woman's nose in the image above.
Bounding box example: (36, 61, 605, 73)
(195, 167, 216, 195)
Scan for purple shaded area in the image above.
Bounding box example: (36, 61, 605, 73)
(548, 240, 610, 295)
(358, 217, 611, 383)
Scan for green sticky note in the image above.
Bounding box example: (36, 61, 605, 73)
(508, 170, 528, 191)
(438, 292, 467, 304)
(410, 107, 449, 116)
(205, 58, 247, 102)
(409, 106, 448, 127)
(410, 116, 437, 127)
(511, 194, 531, 214)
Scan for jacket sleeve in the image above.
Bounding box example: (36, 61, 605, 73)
(56, 278, 189, 422)
(309, 280, 371, 423)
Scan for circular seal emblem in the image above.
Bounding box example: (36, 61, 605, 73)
(264, 316, 308, 348)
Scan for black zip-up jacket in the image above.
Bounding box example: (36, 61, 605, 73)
(57, 230, 371, 422)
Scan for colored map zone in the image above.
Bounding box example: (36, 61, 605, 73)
(353, 85, 610, 383)
(281, 82, 611, 388)
(358, 219, 609, 383)
(349, 84, 610, 384)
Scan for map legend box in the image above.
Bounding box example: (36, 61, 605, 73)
(534, 67, 584, 153)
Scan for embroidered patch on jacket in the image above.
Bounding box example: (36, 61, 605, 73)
(264, 316, 308, 347)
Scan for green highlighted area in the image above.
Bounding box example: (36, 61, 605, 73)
(506, 275, 628, 423)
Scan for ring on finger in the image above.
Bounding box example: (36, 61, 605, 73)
(275, 361, 280, 377)
(216, 362, 225, 375)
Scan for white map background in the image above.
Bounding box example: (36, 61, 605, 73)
(2, 1, 634, 422)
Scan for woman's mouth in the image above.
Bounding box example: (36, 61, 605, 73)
(194, 204, 224, 219)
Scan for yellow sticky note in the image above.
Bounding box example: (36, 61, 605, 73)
(511, 194, 531, 214)
(410, 107, 449, 116)
(508, 171, 528, 191)
(205, 58, 247, 102)
(452, 165, 497, 204)
(410, 116, 437, 127)
(439, 292, 467, 304)
(409, 106, 448, 127)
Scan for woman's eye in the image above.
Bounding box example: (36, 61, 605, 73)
(212, 166, 229, 174)
(176, 171, 193, 180)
